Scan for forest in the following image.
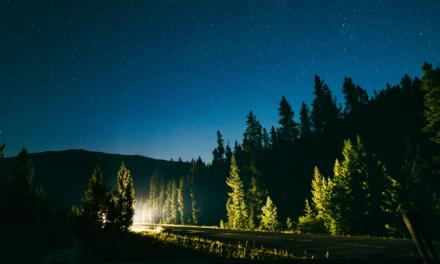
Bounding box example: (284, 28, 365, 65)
(134, 62, 440, 238)
(0, 62, 439, 263)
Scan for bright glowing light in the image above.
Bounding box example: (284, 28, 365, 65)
(131, 225, 163, 233)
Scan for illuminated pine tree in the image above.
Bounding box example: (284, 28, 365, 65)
(162, 180, 173, 223)
(421, 62, 440, 162)
(170, 180, 179, 224)
(148, 170, 160, 223)
(304, 198, 314, 220)
(327, 140, 358, 235)
(82, 166, 111, 226)
(190, 162, 201, 224)
(260, 196, 278, 232)
(226, 155, 247, 229)
(178, 175, 192, 225)
(158, 173, 166, 222)
(311, 167, 325, 217)
(113, 162, 136, 232)
(247, 209, 256, 230)
(226, 197, 233, 227)
(286, 217, 293, 231)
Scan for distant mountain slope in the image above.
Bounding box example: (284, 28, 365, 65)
(1, 149, 171, 209)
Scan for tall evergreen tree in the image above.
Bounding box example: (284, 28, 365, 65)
(243, 111, 260, 148)
(311, 75, 340, 133)
(262, 128, 270, 150)
(190, 162, 202, 224)
(0, 148, 37, 227)
(260, 196, 278, 232)
(327, 137, 399, 236)
(149, 170, 160, 223)
(163, 180, 173, 223)
(269, 126, 278, 149)
(212, 130, 225, 165)
(113, 162, 136, 231)
(170, 179, 179, 224)
(299, 102, 312, 138)
(178, 175, 191, 225)
(225, 141, 233, 165)
(233, 141, 243, 159)
(421, 62, 440, 163)
(342, 77, 369, 115)
(242, 112, 267, 224)
(327, 140, 359, 235)
(158, 172, 166, 222)
(278, 96, 299, 143)
(82, 166, 111, 226)
(226, 155, 247, 229)
(310, 167, 325, 218)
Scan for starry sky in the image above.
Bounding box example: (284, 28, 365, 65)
(1, 0, 439, 163)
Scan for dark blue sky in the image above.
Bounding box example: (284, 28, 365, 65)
(1, 0, 439, 163)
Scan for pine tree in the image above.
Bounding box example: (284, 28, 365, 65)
(190, 162, 201, 224)
(299, 102, 312, 138)
(311, 75, 340, 133)
(113, 162, 136, 232)
(278, 96, 299, 143)
(163, 180, 173, 223)
(243, 111, 260, 148)
(170, 179, 179, 224)
(342, 77, 369, 115)
(421, 62, 440, 162)
(69, 205, 80, 222)
(212, 130, 225, 165)
(269, 126, 278, 149)
(82, 166, 111, 226)
(310, 167, 325, 218)
(262, 128, 270, 150)
(0, 148, 37, 227)
(260, 196, 278, 232)
(327, 140, 358, 235)
(158, 173, 166, 222)
(148, 170, 160, 223)
(248, 209, 256, 230)
(225, 142, 233, 164)
(304, 198, 314, 220)
(226, 155, 247, 229)
(242, 112, 267, 225)
(178, 175, 191, 225)
(286, 217, 293, 231)
(327, 136, 399, 236)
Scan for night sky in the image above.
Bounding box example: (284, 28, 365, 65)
(1, 0, 439, 163)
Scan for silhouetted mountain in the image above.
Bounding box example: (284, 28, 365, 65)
(1, 149, 172, 210)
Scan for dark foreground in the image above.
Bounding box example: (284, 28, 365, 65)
(135, 224, 440, 259)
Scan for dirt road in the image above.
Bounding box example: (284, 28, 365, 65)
(135, 224, 440, 259)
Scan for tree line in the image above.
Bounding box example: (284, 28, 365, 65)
(78, 61, 440, 238)
(217, 62, 440, 237)
(134, 157, 207, 225)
